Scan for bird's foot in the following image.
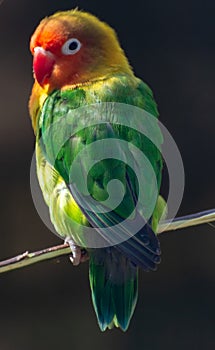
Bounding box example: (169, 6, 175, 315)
(65, 239, 89, 266)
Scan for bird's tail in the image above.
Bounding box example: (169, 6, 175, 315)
(89, 247, 138, 331)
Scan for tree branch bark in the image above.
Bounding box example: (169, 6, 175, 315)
(0, 244, 71, 274)
(0, 208, 215, 274)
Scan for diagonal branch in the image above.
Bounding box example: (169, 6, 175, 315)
(0, 208, 215, 274)
(0, 244, 71, 274)
(157, 208, 215, 233)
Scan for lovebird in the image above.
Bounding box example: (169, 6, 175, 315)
(29, 9, 165, 331)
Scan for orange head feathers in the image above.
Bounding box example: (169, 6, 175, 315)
(30, 9, 133, 90)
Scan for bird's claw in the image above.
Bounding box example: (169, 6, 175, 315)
(65, 239, 89, 266)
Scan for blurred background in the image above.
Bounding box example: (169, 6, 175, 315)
(0, 0, 215, 349)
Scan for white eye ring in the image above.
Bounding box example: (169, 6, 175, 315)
(61, 38, 82, 55)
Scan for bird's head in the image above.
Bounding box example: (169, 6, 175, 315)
(30, 9, 132, 90)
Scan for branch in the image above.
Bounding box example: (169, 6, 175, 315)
(157, 208, 215, 233)
(0, 208, 215, 274)
(0, 244, 71, 274)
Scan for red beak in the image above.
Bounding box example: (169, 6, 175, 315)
(33, 47, 55, 86)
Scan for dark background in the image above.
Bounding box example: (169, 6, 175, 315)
(0, 0, 215, 349)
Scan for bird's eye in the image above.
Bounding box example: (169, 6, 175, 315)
(61, 38, 82, 55)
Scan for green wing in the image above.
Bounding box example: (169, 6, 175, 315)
(37, 73, 163, 268)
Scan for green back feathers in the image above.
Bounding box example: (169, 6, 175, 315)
(38, 73, 162, 195)
(37, 73, 163, 331)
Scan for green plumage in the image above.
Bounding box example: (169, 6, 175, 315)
(89, 248, 138, 331)
(36, 73, 163, 331)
